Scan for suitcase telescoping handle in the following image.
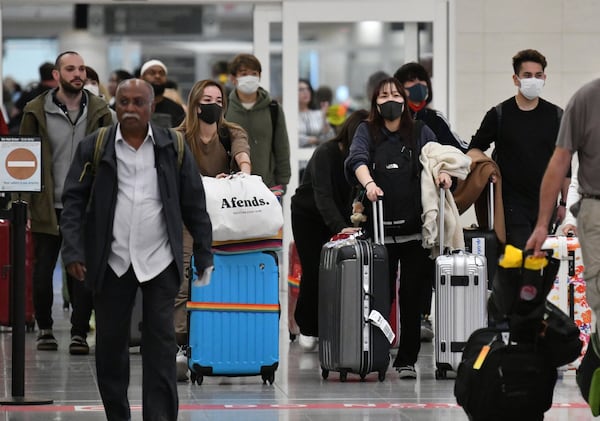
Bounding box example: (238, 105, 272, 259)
(439, 186, 445, 256)
(372, 196, 385, 245)
(487, 179, 494, 230)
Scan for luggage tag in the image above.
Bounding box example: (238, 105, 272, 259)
(368, 310, 395, 344)
(193, 265, 214, 287)
(473, 333, 509, 370)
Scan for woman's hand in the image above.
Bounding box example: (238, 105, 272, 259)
(340, 227, 361, 234)
(365, 182, 384, 202)
(437, 172, 452, 189)
(216, 172, 229, 179)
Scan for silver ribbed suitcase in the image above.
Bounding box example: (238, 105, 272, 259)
(318, 198, 392, 382)
(435, 188, 487, 379)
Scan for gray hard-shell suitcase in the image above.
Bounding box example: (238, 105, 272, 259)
(435, 188, 488, 379)
(318, 198, 393, 382)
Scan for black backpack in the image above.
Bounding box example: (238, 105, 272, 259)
(369, 120, 424, 239)
(454, 327, 557, 421)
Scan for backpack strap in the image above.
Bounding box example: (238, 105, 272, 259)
(169, 128, 185, 169)
(92, 127, 109, 173)
(79, 126, 109, 182)
(269, 100, 278, 143)
(218, 127, 232, 157)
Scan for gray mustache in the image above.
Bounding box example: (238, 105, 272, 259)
(122, 113, 140, 120)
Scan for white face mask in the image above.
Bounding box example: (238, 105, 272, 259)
(84, 84, 100, 97)
(236, 75, 260, 95)
(519, 77, 544, 100)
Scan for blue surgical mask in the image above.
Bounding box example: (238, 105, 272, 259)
(407, 84, 428, 103)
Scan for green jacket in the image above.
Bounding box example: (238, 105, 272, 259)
(18, 90, 113, 235)
(226, 88, 291, 188)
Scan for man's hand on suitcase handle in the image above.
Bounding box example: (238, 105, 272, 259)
(66, 262, 86, 282)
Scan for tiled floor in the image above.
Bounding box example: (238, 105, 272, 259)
(0, 266, 594, 420)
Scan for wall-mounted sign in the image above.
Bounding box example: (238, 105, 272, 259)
(0, 136, 42, 193)
(104, 5, 203, 36)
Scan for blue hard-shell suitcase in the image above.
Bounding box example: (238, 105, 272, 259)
(187, 251, 279, 385)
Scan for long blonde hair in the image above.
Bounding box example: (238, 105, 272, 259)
(177, 79, 243, 162)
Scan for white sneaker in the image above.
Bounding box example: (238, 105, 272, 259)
(176, 346, 189, 382)
(298, 334, 318, 352)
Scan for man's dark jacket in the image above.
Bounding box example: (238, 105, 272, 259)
(60, 123, 213, 292)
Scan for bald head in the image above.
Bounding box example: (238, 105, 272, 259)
(116, 78, 155, 102)
(115, 78, 156, 134)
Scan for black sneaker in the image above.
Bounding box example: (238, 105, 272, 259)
(420, 316, 434, 342)
(69, 335, 89, 355)
(36, 329, 58, 351)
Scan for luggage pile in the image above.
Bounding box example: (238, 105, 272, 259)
(455, 245, 583, 421)
(185, 179, 283, 385)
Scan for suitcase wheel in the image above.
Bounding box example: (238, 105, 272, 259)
(359, 373, 366, 381)
(435, 368, 447, 380)
(190, 372, 203, 385)
(289, 332, 297, 342)
(321, 368, 329, 380)
(339, 371, 347, 382)
(378, 370, 386, 382)
(261, 371, 275, 385)
(25, 322, 35, 333)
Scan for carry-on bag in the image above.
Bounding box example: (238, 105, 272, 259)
(454, 327, 558, 421)
(463, 181, 498, 288)
(542, 234, 591, 367)
(319, 198, 393, 382)
(0, 219, 35, 330)
(186, 251, 279, 385)
(435, 188, 488, 379)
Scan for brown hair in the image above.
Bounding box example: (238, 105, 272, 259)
(512, 49, 547, 74)
(229, 54, 262, 75)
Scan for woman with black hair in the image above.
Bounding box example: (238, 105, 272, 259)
(291, 109, 368, 351)
(345, 77, 452, 378)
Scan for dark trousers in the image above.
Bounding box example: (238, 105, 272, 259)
(94, 263, 179, 421)
(291, 211, 333, 337)
(32, 232, 61, 330)
(388, 240, 430, 366)
(33, 215, 94, 337)
(420, 258, 435, 317)
(504, 199, 556, 249)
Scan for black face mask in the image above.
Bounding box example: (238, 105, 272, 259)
(151, 83, 166, 97)
(197, 103, 222, 125)
(378, 100, 404, 121)
(407, 84, 428, 103)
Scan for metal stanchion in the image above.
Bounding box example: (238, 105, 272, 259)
(0, 200, 52, 405)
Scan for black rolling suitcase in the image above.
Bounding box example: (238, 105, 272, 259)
(463, 181, 498, 288)
(318, 198, 393, 382)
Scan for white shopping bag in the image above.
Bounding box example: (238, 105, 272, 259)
(202, 173, 283, 241)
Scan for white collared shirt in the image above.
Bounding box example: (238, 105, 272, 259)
(107, 124, 174, 282)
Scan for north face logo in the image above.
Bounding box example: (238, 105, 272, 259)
(221, 196, 269, 209)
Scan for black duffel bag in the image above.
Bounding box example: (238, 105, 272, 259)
(454, 327, 557, 421)
(539, 300, 583, 367)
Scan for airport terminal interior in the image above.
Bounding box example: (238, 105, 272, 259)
(0, 1, 598, 420)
